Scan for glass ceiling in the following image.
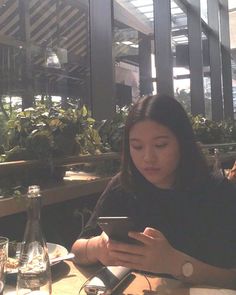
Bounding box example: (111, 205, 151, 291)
(115, 0, 235, 57)
(116, 0, 188, 48)
(121, 0, 234, 46)
(129, 0, 184, 22)
(123, 0, 188, 30)
(130, 0, 154, 21)
(127, 0, 235, 22)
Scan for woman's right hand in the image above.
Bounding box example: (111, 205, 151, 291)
(72, 232, 117, 265)
(93, 231, 117, 265)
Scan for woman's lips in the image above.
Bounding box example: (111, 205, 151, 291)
(143, 167, 160, 173)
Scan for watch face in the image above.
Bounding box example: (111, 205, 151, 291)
(182, 261, 193, 277)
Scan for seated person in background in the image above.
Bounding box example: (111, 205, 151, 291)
(72, 95, 236, 289)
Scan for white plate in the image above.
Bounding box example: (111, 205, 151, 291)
(47, 243, 68, 265)
(6, 242, 68, 274)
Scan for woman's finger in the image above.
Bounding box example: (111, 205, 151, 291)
(109, 250, 143, 267)
(128, 231, 154, 245)
(108, 240, 144, 255)
(143, 227, 166, 239)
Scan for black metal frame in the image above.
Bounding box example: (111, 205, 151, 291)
(187, 0, 205, 116)
(19, 0, 33, 109)
(139, 32, 153, 96)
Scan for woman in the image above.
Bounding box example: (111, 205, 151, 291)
(72, 95, 236, 288)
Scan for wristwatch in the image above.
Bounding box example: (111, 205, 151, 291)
(182, 261, 194, 277)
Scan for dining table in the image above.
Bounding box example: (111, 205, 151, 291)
(4, 260, 236, 295)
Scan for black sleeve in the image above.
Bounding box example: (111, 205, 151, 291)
(78, 174, 122, 238)
(210, 179, 236, 268)
(194, 178, 236, 268)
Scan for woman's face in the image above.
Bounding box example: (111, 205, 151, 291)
(129, 120, 180, 189)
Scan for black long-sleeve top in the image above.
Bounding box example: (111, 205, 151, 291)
(81, 172, 236, 269)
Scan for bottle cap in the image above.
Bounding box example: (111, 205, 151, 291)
(27, 185, 41, 198)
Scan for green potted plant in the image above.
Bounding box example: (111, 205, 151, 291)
(0, 103, 104, 197)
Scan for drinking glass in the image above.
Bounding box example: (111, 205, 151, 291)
(0, 237, 8, 295)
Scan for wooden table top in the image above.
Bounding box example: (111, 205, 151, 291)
(6, 261, 236, 295)
(5, 261, 187, 295)
(52, 261, 185, 295)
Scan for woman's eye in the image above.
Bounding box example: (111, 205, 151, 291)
(155, 143, 167, 148)
(131, 145, 143, 150)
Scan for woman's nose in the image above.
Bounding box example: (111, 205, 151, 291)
(143, 148, 155, 162)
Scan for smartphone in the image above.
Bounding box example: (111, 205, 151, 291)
(97, 216, 136, 244)
(84, 266, 132, 295)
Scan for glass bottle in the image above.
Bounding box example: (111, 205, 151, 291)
(17, 185, 52, 295)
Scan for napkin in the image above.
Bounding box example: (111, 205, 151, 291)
(190, 288, 236, 295)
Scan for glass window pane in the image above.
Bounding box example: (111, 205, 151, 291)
(131, 0, 153, 7)
(171, 0, 190, 113)
(113, 0, 154, 104)
(200, 0, 208, 23)
(0, 0, 20, 40)
(0, 0, 90, 110)
(202, 32, 212, 119)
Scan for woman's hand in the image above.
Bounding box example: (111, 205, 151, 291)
(107, 227, 176, 274)
(92, 231, 118, 265)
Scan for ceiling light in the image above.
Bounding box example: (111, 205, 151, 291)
(45, 48, 61, 69)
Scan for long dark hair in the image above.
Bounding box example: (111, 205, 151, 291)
(120, 95, 209, 191)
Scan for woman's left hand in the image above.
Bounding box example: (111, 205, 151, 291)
(107, 227, 176, 274)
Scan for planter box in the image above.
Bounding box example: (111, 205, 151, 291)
(0, 151, 120, 187)
(0, 152, 120, 217)
(0, 176, 111, 218)
(0, 152, 120, 175)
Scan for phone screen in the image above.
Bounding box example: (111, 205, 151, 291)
(97, 216, 136, 243)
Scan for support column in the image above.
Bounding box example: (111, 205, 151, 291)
(153, 0, 173, 97)
(139, 32, 153, 96)
(207, 0, 223, 121)
(89, 0, 115, 120)
(19, 0, 33, 109)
